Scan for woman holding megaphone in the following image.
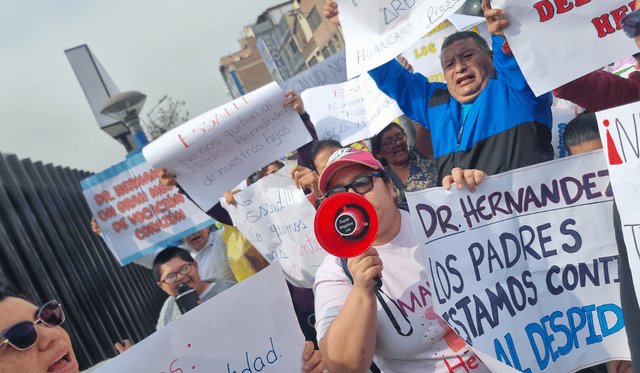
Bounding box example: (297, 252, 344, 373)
(313, 148, 488, 373)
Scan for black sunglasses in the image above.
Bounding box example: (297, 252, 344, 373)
(622, 9, 640, 38)
(325, 173, 381, 198)
(0, 300, 65, 351)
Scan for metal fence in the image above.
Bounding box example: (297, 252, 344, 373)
(0, 153, 167, 370)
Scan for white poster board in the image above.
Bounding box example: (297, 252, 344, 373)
(336, 0, 465, 79)
(491, 0, 638, 96)
(595, 101, 640, 311)
(95, 263, 306, 372)
(143, 82, 312, 211)
(301, 74, 403, 145)
(406, 152, 630, 373)
(400, 18, 491, 83)
(81, 151, 215, 265)
(280, 49, 347, 94)
(221, 166, 327, 288)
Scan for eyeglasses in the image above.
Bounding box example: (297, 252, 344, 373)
(162, 263, 193, 284)
(622, 10, 640, 38)
(0, 301, 65, 351)
(325, 173, 381, 198)
(380, 133, 407, 148)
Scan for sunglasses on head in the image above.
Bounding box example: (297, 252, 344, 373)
(325, 173, 381, 198)
(0, 300, 65, 351)
(622, 9, 640, 38)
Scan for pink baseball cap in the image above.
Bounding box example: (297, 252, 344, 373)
(319, 148, 385, 194)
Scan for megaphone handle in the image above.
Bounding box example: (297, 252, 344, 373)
(374, 276, 382, 289)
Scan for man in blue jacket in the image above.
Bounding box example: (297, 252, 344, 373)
(324, 0, 554, 183)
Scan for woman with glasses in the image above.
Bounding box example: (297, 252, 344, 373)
(371, 122, 437, 202)
(313, 148, 489, 373)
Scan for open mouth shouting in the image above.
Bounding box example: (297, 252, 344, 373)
(47, 352, 77, 372)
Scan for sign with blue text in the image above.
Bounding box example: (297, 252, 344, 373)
(95, 263, 307, 372)
(406, 152, 630, 373)
(221, 166, 327, 288)
(596, 101, 640, 312)
(81, 151, 215, 265)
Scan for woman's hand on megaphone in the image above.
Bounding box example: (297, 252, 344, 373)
(348, 247, 383, 296)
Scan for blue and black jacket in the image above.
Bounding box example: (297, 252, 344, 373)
(369, 35, 554, 184)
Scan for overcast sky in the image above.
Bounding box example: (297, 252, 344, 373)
(0, 0, 285, 173)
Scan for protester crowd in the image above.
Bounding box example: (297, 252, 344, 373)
(3, 0, 640, 372)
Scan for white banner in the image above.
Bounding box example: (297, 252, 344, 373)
(406, 152, 630, 373)
(596, 101, 640, 311)
(492, 0, 638, 96)
(280, 49, 347, 94)
(301, 74, 403, 145)
(81, 151, 215, 266)
(336, 0, 465, 79)
(95, 263, 306, 372)
(221, 166, 328, 288)
(143, 82, 312, 211)
(400, 18, 491, 83)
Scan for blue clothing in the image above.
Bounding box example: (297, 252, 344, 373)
(369, 35, 554, 182)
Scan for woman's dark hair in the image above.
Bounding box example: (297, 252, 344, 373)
(563, 111, 599, 155)
(258, 160, 285, 179)
(309, 139, 342, 172)
(153, 246, 195, 282)
(371, 122, 404, 158)
(0, 280, 28, 303)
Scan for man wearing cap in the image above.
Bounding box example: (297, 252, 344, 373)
(313, 148, 489, 373)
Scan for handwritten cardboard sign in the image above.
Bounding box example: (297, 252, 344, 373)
(94, 263, 306, 372)
(81, 151, 215, 266)
(221, 166, 327, 288)
(491, 0, 638, 96)
(143, 82, 312, 211)
(406, 152, 630, 373)
(336, 0, 465, 79)
(400, 18, 491, 83)
(280, 49, 347, 94)
(300, 74, 403, 145)
(596, 101, 640, 311)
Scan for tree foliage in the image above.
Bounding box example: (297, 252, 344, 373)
(143, 97, 190, 141)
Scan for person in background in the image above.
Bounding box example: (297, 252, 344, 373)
(370, 122, 437, 202)
(562, 112, 602, 156)
(181, 226, 237, 283)
(290, 139, 342, 207)
(323, 0, 554, 182)
(0, 281, 327, 373)
(152, 246, 236, 330)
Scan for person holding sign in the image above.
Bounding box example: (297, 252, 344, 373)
(324, 0, 554, 183)
(0, 281, 327, 373)
(313, 148, 489, 373)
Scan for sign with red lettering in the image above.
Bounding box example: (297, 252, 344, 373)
(221, 166, 328, 288)
(596, 101, 640, 312)
(491, 0, 638, 96)
(81, 151, 215, 265)
(300, 74, 403, 145)
(94, 263, 307, 372)
(143, 82, 311, 211)
(406, 152, 630, 373)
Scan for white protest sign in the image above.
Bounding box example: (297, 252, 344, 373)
(143, 81, 312, 211)
(81, 151, 215, 266)
(406, 152, 630, 373)
(595, 101, 640, 311)
(280, 49, 347, 94)
(301, 74, 403, 145)
(336, 0, 465, 79)
(491, 0, 638, 96)
(95, 263, 306, 372)
(400, 19, 491, 83)
(221, 166, 327, 288)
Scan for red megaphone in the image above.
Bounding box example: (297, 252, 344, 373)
(314, 193, 378, 258)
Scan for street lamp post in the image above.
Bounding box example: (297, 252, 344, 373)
(101, 91, 149, 152)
